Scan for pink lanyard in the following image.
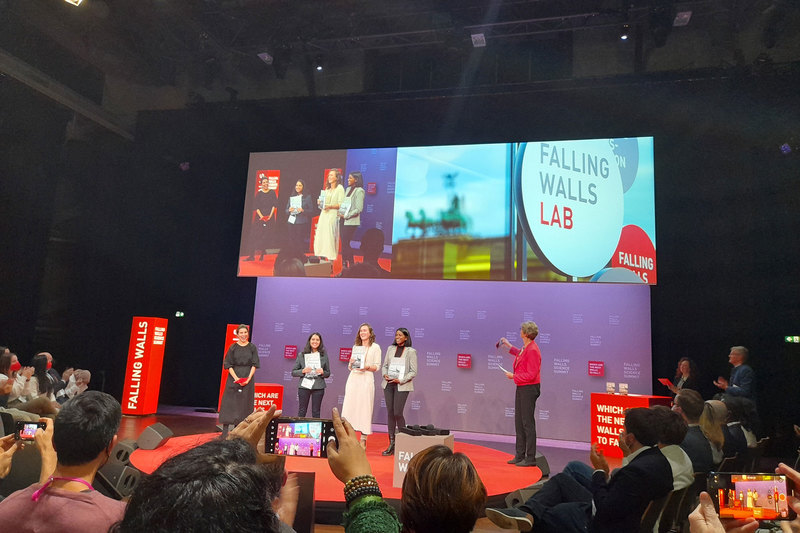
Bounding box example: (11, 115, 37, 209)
(31, 477, 94, 501)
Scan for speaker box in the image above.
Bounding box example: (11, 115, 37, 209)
(96, 463, 142, 499)
(110, 439, 138, 464)
(137, 422, 173, 450)
(505, 486, 538, 508)
(534, 452, 550, 477)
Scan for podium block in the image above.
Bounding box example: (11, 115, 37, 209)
(393, 432, 454, 488)
(590, 392, 671, 457)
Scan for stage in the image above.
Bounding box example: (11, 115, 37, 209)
(121, 406, 592, 525)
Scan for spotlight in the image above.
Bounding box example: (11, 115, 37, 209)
(257, 52, 273, 65)
(313, 56, 323, 72)
(64, 0, 84, 5)
(620, 24, 631, 41)
(780, 143, 792, 155)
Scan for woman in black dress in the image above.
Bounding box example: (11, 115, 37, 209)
(218, 324, 260, 437)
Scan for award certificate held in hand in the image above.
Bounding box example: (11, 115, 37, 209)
(388, 360, 405, 382)
(350, 346, 366, 369)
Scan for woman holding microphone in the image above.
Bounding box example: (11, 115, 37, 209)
(381, 327, 417, 456)
(499, 321, 542, 467)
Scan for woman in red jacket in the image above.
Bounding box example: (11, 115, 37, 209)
(499, 321, 542, 467)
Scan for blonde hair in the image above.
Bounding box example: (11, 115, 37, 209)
(700, 400, 727, 452)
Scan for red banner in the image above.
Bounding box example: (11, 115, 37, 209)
(218, 324, 249, 411)
(122, 317, 168, 416)
(590, 392, 670, 457)
(254, 383, 284, 411)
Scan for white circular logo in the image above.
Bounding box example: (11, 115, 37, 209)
(515, 140, 624, 278)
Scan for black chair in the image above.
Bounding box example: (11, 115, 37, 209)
(660, 473, 707, 532)
(0, 412, 14, 437)
(641, 491, 672, 533)
(717, 454, 740, 472)
(742, 437, 770, 472)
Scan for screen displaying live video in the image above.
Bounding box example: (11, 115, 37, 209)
(238, 138, 656, 284)
(273, 420, 325, 457)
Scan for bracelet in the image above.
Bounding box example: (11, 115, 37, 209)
(345, 484, 382, 506)
(344, 474, 381, 505)
(344, 474, 377, 492)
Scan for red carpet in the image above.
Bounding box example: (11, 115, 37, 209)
(130, 432, 541, 502)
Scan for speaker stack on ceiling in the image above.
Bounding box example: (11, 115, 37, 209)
(95, 423, 173, 500)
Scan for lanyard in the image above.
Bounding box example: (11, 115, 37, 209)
(31, 476, 94, 501)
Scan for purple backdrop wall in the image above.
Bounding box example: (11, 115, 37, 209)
(251, 278, 652, 442)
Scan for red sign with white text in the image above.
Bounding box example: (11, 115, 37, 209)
(122, 317, 168, 416)
(611, 224, 657, 284)
(254, 383, 284, 411)
(457, 354, 472, 369)
(590, 392, 671, 457)
(588, 361, 605, 376)
(284, 345, 298, 359)
(339, 347, 352, 362)
(218, 324, 247, 411)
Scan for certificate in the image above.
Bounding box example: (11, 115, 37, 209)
(301, 377, 316, 389)
(304, 353, 321, 370)
(338, 197, 352, 218)
(388, 359, 405, 382)
(288, 196, 301, 224)
(350, 346, 366, 369)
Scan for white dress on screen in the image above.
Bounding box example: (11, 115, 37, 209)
(313, 184, 344, 260)
(341, 343, 381, 434)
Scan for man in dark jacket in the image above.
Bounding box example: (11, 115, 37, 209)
(486, 407, 673, 532)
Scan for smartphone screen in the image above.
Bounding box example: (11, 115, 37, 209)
(708, 472, 796, 520)
(15, 421, 45, 440)
(266, 418, 335, 458)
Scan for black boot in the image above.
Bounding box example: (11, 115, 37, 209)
(382, 434, 395, 456)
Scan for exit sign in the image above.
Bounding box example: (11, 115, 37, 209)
(785, 336, 800, 343)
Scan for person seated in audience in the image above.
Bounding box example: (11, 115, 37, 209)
(722, 396, 758, 447)
(700, 400, 727, 465)
(673, 389, 715, 472)
(112, 405, 298, 533)
(0, 391, 126, 532)
(338, 228, 390, 279)
(8, 353, 60, 416)
(688, 462, 800, 533)
(722, 396, 748, 457)
(0, 352, 44, 422)
(58, 369, 91, 404)
(39, 352, 73, 401)
(326, 407, 401, 532)
(401, 445, 487, 533)
(651, 404, 694, 490)
(485, 407, 673, 532)
(110, 438, 282, 533)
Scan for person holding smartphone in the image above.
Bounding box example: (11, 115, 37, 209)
(218, 325, 259, 438)
(341, 323, 382, 449)
(380, 328, 417, 456)
(291, 332, 331, 418)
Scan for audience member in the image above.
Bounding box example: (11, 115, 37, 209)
(110, 438, 282, 533)
(339, 228, 390, 279)
(401, 445, 487, 533)
(39, 351, 74, 400)
(0, 391, 126, 532)
(8, 354, 59, 416)
(713, 346, 756, 402)
(673, 389, 715, 472)
(326, 407, 401, 532)
(700, 400, 728, 465)
(651, 404, 694, 490)
(58, 369, 91, 404)
(0, 352, 47, 422)
(721, 396, 757, 453)
(485, 407, 673, 533)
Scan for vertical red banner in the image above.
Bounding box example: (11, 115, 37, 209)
(218, 323, 248, 411)
(122, 317, 169, 416)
